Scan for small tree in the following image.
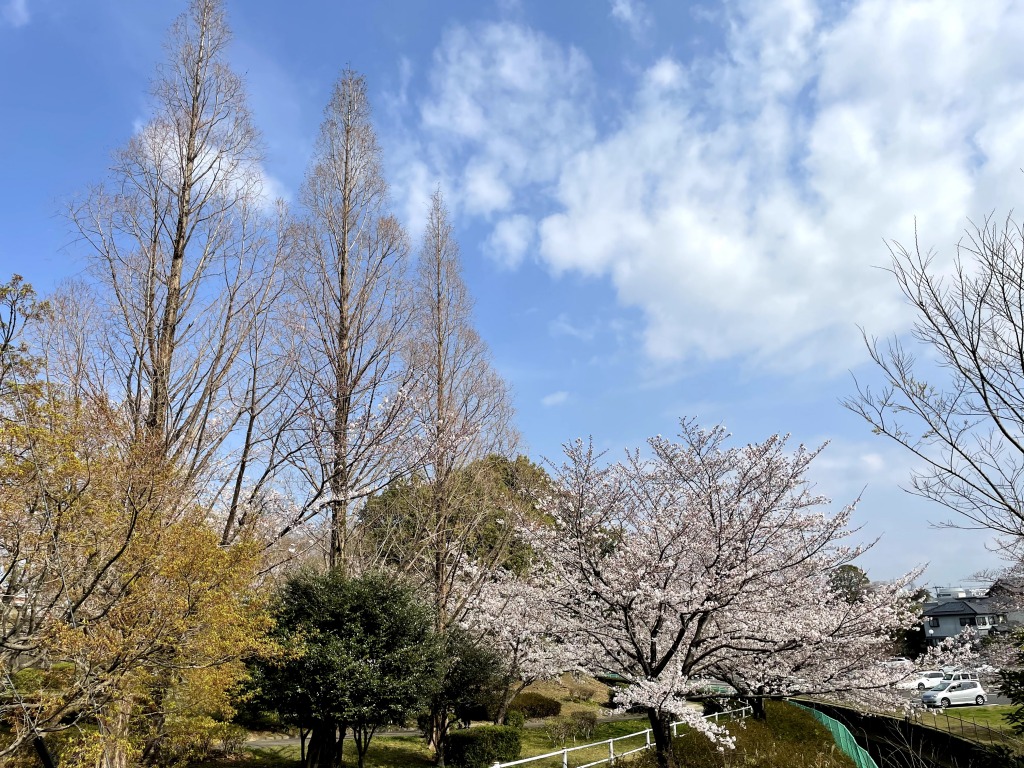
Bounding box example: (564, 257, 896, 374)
(257, 570, 442, 768)
(830, 565, 870, 603)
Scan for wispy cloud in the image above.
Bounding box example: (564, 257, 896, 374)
(541, 390, 569, 407)
(610, 0, 651, 40)
(549, 313, 596, 342)
(2, 0, 29, 28)
(409, 0, 1024, 374)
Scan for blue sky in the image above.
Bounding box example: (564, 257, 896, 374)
(3, 0, 1022, 587)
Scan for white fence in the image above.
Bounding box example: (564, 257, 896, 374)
(490, 705, 753, 768)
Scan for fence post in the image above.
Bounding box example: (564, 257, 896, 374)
(562, 747, 568, 768)
(609, 738, 615, 765)
(672, 722, 678, 737)
(646, 730, 651, 747)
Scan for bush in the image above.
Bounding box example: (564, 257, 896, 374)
(570, 711, 597, 740)
(568, 685, 597, 702)
(504, 709, 526, 729)
(444, 726, 521, 768)
(510, 692, 561, 718)
(544, 712, 599, 746)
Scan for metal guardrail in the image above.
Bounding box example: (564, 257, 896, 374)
(489, 706, 753, 768)
(911, 708, 1024, 751)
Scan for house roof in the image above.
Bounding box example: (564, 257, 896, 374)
(922, 598, 999, 618)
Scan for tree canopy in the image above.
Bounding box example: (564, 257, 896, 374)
(256, 570, 443, 768)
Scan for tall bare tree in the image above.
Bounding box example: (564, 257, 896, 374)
(67, 0, 293, 544)
(844, 214, 1024, 550)
(286, 71, 413, 570)
(400, 190, 517, 761)
(406, 190, 517, 631)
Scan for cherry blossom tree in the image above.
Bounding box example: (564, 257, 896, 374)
(462, 569, 577, 723)
(530, 420, 918, 768)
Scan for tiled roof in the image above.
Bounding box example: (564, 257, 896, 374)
(922, 598, 997, 617)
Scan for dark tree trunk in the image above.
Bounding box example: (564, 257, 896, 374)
(305, 720, 342, 768)
(34, 736, 57, 768)
(749, 695, 767, 721)
(646, 708, 678, 768)
(430, 705, 449, 766)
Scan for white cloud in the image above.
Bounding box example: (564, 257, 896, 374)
(412, 0, 1024, 374)
(549, 313, 596, 342)
(2, 0, 29, 27)
(542, 390, 570, 407)
(486, 214, 534, 268)
(610, 0, 651, 39)
(403, 21, 594, 222)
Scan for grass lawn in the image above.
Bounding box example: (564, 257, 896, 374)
(208, 703, 851, 768)
(913, 704, 1024, 751)
(213, 719, 652, 768)
(515, 717, 650, 768)
(631, 701, 857, 768)
(197, 735, 435, 768)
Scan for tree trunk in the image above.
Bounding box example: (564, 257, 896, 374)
(646, 708, 678, 768)
(305, 720, 342, 768)
(429, 706, 449, 766)
(749, 694, 767, 721)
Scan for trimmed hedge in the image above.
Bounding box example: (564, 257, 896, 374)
(444, 726, 521, 768)
(509, 692, 562, 718)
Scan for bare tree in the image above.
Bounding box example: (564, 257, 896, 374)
(844, 214, 1024, 547)
(285, 71, 414, 571)
(394, 190, 518, 763)
(66, 0, 293, 544)
(405, 189, 518, 630)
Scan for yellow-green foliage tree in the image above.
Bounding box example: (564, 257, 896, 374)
(1, 276, 272, 768)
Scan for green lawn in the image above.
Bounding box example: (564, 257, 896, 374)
(515, 718, 651, 768)
(216, 719, 652, 768)
(913, 704, 1023, 750)
(198, 736, 435, 768)
(212, 706, 851, 768)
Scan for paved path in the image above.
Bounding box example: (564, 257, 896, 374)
(246, 713, 645, 749)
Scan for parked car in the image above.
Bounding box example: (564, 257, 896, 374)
(942, 669, 980, 683)
(921, 680, 987, 708)
(897, 670, 946, 691)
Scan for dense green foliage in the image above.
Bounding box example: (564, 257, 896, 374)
(360, 455, 548, 575)
(829, 565, 869, 603)
(443, 726, 521, 768)
(509, 692, 561, 719)
(253, 570, 443, 768)
(999, 636, 1024, 735)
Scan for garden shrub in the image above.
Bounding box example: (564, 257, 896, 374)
(570, 711, 597, 740)
(444, 725, 521, 768)
(568, 685, 597, 702)
(510, 692, 561, 718)
(504, 708, 526, 729)
(544, 712, 599, 746)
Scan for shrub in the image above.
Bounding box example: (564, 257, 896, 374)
(510, 692, 561, 718)
(543, 717, 575, 747)
(544, 712, 599, 746)
(570, 711, 597, 740)
(444, 726, 521, 768)
(568, 685, 598, 702)
(504, 709, 526, 729)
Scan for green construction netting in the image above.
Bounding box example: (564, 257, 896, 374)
(790, 703, 879, 768)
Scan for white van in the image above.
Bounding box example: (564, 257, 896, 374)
(942, 669, 980, 683)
